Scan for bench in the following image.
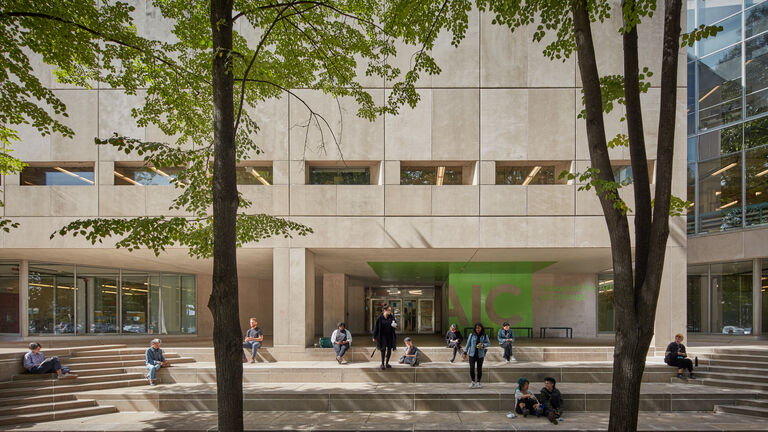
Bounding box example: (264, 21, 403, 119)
(463, 327, 495, 340)
(539, 327, 573, 338)
(509, 327, 533, 338)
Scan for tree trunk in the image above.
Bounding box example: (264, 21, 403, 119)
(571, 0, 683, 430)
(208, 1, 243, 431)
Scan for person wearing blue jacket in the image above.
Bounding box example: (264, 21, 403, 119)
(463, 322, 491, 388)
(497, 322, 516, 362)
(145, 338, 169, 386)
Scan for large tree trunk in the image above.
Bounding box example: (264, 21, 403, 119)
(571, 0, 682, 430)
(208, 0, 243, 431)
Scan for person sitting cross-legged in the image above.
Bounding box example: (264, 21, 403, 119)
(509, 377, 557, 424)
(23, 342, 75, 379)
(145, 338, 170, 386)
(331, 322, 352, 364)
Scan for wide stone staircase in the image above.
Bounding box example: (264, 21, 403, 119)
(0, 344, 195, 426)
(688, 347, 768, 418)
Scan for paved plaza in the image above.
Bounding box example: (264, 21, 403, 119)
(4, 410, 768, 431)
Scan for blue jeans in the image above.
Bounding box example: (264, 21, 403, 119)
(242, 341, 262, 359)
(334, 343, 349, 358)
(30, 357, 68, 374)
(146, 363, 161, 380)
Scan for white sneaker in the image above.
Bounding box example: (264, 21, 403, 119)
(469, 381, 475, 388)
(506, 412, 516, 419)
(510, 355, 516, 361)
(476, 382, 483, 388)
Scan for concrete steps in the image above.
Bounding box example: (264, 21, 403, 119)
(0, 405, 118, 426)
(79, 382, 759, 413)
(0, 345, 195, 426)
(697, 348, 768, 419)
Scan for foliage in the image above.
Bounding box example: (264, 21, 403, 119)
(0, 127, 26, 232)
(2, 0, 475, 256)
(681, 23, 723, 48)
(560, 168, 631, 214)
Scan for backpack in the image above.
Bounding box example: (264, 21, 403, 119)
(318, 337, 333, 348)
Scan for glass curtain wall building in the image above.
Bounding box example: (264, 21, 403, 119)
(687, 0, 768, 336)
(5, 261, 196, 336)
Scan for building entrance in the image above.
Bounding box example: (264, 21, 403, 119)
(366, 287, 435, 334)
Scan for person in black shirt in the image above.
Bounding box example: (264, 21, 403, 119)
(445, 323, 464, 363)
(665, 333, 695, 379)
(242, 318, 264, 363)
(372, 305, 397, 370)
(539, 376, 563, 422)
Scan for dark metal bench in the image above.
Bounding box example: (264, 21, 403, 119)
(539, 326, 573, 338)
(509, 327, 533, 338)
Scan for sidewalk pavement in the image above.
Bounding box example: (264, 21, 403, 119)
(5, 410, 768, 431)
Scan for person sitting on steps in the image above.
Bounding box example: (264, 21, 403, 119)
(398, 337, 419, 366)
(665, 333, 695, 379)
(330, 322, 352, 364)
(509, 377, 558, 424)
(242, 318, 264, 363)
(445, 323, 464, 363)
(145, 338, 170, 386)
(497, 322, 516, 363)
(23, 342, 76, 379)
(539, 376, 563, 422)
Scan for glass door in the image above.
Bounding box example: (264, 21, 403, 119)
(418, 299, 434, 334)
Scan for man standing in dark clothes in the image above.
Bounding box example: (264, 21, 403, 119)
(372, 304, 397, 370)
(665, 333, 695, 379)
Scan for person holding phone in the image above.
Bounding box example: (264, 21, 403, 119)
(463, 322, 490, 388)
(372, 305, 397, 370)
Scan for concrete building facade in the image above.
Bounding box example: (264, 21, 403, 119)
(0, 1, 689, 349)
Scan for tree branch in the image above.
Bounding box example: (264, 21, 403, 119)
(621, 0, 652, 299)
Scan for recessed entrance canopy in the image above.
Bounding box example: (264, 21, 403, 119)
(367, 261, 556, 283)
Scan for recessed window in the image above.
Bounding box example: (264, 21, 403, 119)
(400, 166, 463, 185)
(309, 166, 371, 185)
(496, 166, 556, 185)
(236, 166, 273, 185)
(114, 164, 183, 186)
(21, 165, 94, 186)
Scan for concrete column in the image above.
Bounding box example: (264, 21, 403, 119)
(322, 273, 347, 336)
(20, 260, 28, 337)
(753, 258, 762, 337)
(654, 246, 687, 349)
(273, 248, 316, 347)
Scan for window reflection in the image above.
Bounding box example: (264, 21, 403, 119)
(309, 166, 371, 185)
(711, 261, 753, 335)
(21, 166, 95, 186)
(597, 273, 614, 333)
(746, 34, 768, 117)
(699, 13, 741, 57)
(114, 165, 184, 186)
(687, 265, 709, 333)
(496, 166, 556, 185)
(745, 144, 768, 225)
(0, 263, 20, 334)
(698, 45, 743, 130)
(698, 153, 743, 232)
(400, 166, 463, 185)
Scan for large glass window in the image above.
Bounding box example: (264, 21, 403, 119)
(181, 275, 196, 334)
(699, 12, 741, 57)
(698, 153, 743, 232)
(0, 263, 20, 334)
(698, 0, 741, 27)
(687, 265, 709, 333)
(309, 166, 371, 185)
(121, 273, 149, 334)
(78, 266, 119, 334)
(762, 258, 768, 335)
(697, 124, 742, 161)
(21, 165, 94, 186)
(746, 34, 768, 117)
(745, 144, 768, 225)
(698, 45, 743, 130)
(746, 1, 768, 38)
(597, 273, 614, 333)
(687, 162, 697, 234)
(28, 264, 75, 335)
(400, 166, 463, 185)
(711, 261, 753, 335)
